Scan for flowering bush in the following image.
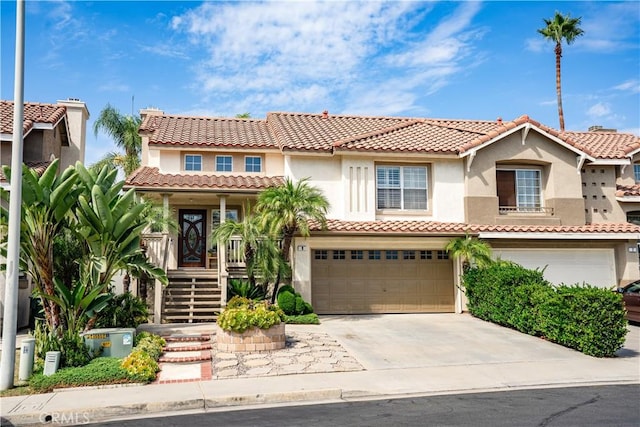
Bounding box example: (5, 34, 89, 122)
(218, 296, 285, 333)
(121, 332, 165, 382)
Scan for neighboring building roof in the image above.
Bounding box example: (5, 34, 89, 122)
(139, 114, 279, 150)
(124, 166, 284, 192)
(562, 131, 640, 160)
(0, 100, 67, 137)
(616, 184, 640, 197)
(309, 219, 640, 236)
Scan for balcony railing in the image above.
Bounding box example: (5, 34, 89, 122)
(498, 206, 554, 215)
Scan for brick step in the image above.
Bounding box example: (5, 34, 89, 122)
(163, 343, 213, 352)
(163, 334, 212, 343)
(158, 352, 212, 363)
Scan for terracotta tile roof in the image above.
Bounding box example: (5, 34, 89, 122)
(267, 112, 413, 153)
(309, 219, 640, 235)
(139, 114, 278, 150)
(562, 131, 640, 160)
(141, 110, 639, 160)
(1, 100, 67, 135)
(0, 160, 52, 182)
(124, 166, 284, 191)
(616, 184, 640, 197)
(457, 115, 597, 157)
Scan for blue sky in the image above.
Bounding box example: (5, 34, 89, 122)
(1, 1, 639, 166)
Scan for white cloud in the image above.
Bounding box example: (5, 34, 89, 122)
(170, 1, 485, 115)
(587, 102, 612, 118)
(576, 3, 639, 52)
(613, 79, 640, 94)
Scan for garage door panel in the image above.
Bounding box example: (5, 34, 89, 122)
(312, 249, 454, 314)
(493, 249, 615, 288)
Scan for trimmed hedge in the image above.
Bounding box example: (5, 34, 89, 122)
(276, 285, 314, 316)
(462, 262, 627, 357)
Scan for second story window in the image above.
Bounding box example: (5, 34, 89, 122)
(376, 165, 428, 210)
(245, 156, 262, 172)
(497, 168, 541, 212)
(184, 154, 202, 171)
(634, 164, 640, 183)
(216, 155, 233, 172)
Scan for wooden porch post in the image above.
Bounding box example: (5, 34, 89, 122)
(219, 195, 228, 307)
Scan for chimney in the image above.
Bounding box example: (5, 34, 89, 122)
(496, 117, 502, 125)
(322, 110, 329, 119)
(140, 107, 164, 121)
(588, 125, 617, 133)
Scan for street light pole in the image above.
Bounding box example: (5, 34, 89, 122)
(0, 0, 25, 391)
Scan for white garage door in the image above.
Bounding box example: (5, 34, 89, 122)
(492, 249, 616, 288)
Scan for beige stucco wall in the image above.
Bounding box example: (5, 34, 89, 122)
(341, 158, 376, 221)
(432, 160, 465, 222)
(286, 155, 343, 218)
(581, 165, 626, 223)
(158, 150, 180, 172)
(465, 129, 585, 225)
(265, 152, 284, 175)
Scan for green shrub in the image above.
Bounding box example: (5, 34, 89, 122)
(134, 331, 166, 349)
(218, 296, 285, 333)
(95, 292, 149, 328)
(284, 313, 320, 324)
(34, 321, 93, 368)
(277, 290, 297, 314)
(277, 285, 296, 296)
(29, 357, 129, 393)
(463, 263, 627, 357)
(538, 285, 627, 357)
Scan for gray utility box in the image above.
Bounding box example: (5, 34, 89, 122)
(82, 328, 135, 358)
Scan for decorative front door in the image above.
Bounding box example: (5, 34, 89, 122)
(178, 209, 206, 268)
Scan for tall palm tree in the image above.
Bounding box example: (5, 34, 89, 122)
(257, 178, 329, 300)
(445, 233, 493, 272)
(92, 104, 142, 176)
(211, 205, 280, 289)
(538, 11, 584, 131)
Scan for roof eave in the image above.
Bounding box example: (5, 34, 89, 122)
(479, 231, 639, 240)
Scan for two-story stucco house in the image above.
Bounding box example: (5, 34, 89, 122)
(0, 99, 90, 329)
(125, 109, 640, 323)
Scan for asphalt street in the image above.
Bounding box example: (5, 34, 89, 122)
(88, 384, 640, 427)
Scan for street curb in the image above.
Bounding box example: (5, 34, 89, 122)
(204, 388, 343, 408)
(0, 388, 344, 425)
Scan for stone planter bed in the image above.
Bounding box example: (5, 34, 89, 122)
(216, 323, 286, 352)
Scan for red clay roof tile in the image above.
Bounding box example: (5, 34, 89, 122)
(1, 100, 67, 135)
(616, 184, 640, 197)
(139, 114, 278, 149)
(124, 166, 284, 191)
(309, 219, 640, 235)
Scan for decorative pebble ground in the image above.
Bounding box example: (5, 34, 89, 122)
(211, 331, 364, 379)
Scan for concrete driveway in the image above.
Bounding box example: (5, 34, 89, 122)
(318, 313, 640, 371)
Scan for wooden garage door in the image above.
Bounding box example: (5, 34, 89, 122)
(311, 249, 454, 314)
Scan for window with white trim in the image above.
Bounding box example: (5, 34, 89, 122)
(376, 165, 428, 210)
(216, 155, 233, 172)
(184, 154, 202, 171)
(245, 156, 262, 172)
(634, 164, 640, 183)
(496, 168, 542, 212)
